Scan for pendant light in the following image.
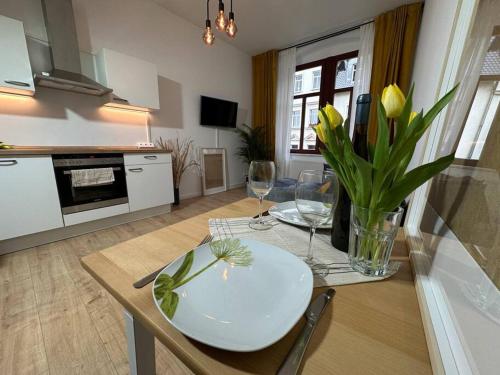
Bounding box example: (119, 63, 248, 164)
(225, 0, 237, 38)
(202, 0, 215, 46)
(215, 0, 228, 31)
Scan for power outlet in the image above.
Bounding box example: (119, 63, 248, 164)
(136, 142, 155, 149)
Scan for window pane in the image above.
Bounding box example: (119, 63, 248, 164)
(302, 96, 319, 150)
(290, 98, 302, 149)
(294, 74, 303, 94)
(333, 91, 351, 122)
(456, 81, 499, 159)
(334, 57, 358, 89)
(425, 30, 500, 288)
(295, 66, 322, 95)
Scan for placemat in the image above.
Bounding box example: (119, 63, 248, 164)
(208, 216, 397, 287)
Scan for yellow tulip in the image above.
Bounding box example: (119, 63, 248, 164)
(409, 111, 417, 124)
(321, 103, 344, 129)
(381, 84, 405, 118)
(314, 123, 327, 144)
(314, 104, 343, 145)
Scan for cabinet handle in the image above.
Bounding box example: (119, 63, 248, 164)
(144, 155, 157, 160)
(0, 160, 18, 166)
(128, 168, 144, 172)
(4, 80, 30, 87)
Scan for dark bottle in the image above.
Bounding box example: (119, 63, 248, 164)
(331, 94, 371, 252)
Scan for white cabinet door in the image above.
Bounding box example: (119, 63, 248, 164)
(95, 48, 159, 110)
(0, 156, 63, 240)
(0, 15, 35, 96)
(126, 163, 174, 212)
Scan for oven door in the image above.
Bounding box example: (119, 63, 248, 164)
(53, 154, 128, 214)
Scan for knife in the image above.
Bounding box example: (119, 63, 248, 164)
(277, 288, 336, 375)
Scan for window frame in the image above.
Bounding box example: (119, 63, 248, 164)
(290, 50, 359, 154)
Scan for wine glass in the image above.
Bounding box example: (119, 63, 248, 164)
(295, 170, 339, 272)
(248, 160, 275, 230)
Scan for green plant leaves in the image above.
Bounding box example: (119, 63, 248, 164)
(373, 101, 389, 170)
(379, 153, 455, 211)
(420, 84, 459, 138)
(319, 83, 458, 214)
(160, 290, 179, 319)
(236, 124, 272, 164)
(154, 274, 174, 299)
(172, 250, 194, 283)
(154, 250, 193, 320)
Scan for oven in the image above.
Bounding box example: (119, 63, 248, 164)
(52, 154, 128, 214)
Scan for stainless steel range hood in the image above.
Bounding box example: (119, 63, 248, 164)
(33, 0, 112, 96)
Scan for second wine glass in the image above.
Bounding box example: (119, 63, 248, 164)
(248, 160, 275, 230)
(295, 170, 339, 272)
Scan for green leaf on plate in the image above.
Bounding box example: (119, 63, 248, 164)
(154, 274, 174, 299)
(160, 290, 179, 319)
(172, 250, 194, 283)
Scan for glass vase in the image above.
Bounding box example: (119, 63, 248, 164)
(348, 205, 404, 276)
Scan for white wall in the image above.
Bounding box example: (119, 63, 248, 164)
(296, 29, 360, 65)
(408, 0, 460, 170)
(0, 0, 252, 199)
(289, 30, 360, 177)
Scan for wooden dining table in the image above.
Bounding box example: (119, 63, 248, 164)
(81, 197, 432, 375)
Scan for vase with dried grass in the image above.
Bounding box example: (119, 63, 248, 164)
(156, 136, 200, 205)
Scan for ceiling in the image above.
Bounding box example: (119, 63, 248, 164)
(153, 0, 411, 55)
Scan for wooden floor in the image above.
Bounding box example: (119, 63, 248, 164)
(0, 188, 247, 375)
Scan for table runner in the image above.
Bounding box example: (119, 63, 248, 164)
(208, 216, 398, 287)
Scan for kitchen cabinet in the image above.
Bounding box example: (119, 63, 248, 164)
(0, 15, 35, 96)
(125, 153, 174, 212)
(95, 48, 159, 110)
(0, 156, 63, 240)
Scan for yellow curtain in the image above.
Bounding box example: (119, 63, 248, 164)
(368, 2, 423, 144)
(252, 50, 278, 160)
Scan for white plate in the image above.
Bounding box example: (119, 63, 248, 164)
(152, 239, 313, 352)
(269, 201, 333, 229)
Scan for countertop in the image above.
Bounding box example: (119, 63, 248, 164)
(0, 146, 170, 156)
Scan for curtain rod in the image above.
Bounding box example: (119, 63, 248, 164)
(278, 20, 374, 52)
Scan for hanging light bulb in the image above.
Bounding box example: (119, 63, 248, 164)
(215, 0, 228, 31)
(202, 0, 215, 46)
(225, 0, 237, 38)
(202, 20, 215, 45)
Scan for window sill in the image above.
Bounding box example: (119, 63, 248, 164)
(289, 153, 325, 161)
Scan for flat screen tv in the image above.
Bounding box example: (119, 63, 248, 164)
(200, 96, 238, 128)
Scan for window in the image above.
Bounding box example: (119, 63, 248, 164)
(312, 70, 321, 90)
(289, 51, 358, 153)
(294, 74, 303, 93)
(309, 108, 318, 125)
(456, 81, 499, 159)
(292, 110, 301, 128)
(351, 63, 357, 83)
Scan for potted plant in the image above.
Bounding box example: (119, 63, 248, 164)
(236, 124, 271, 175)
(156, 136, 200, 205)
(314, 83, 457, 276)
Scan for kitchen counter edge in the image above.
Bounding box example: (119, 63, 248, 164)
(0, 146, 171, 156)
